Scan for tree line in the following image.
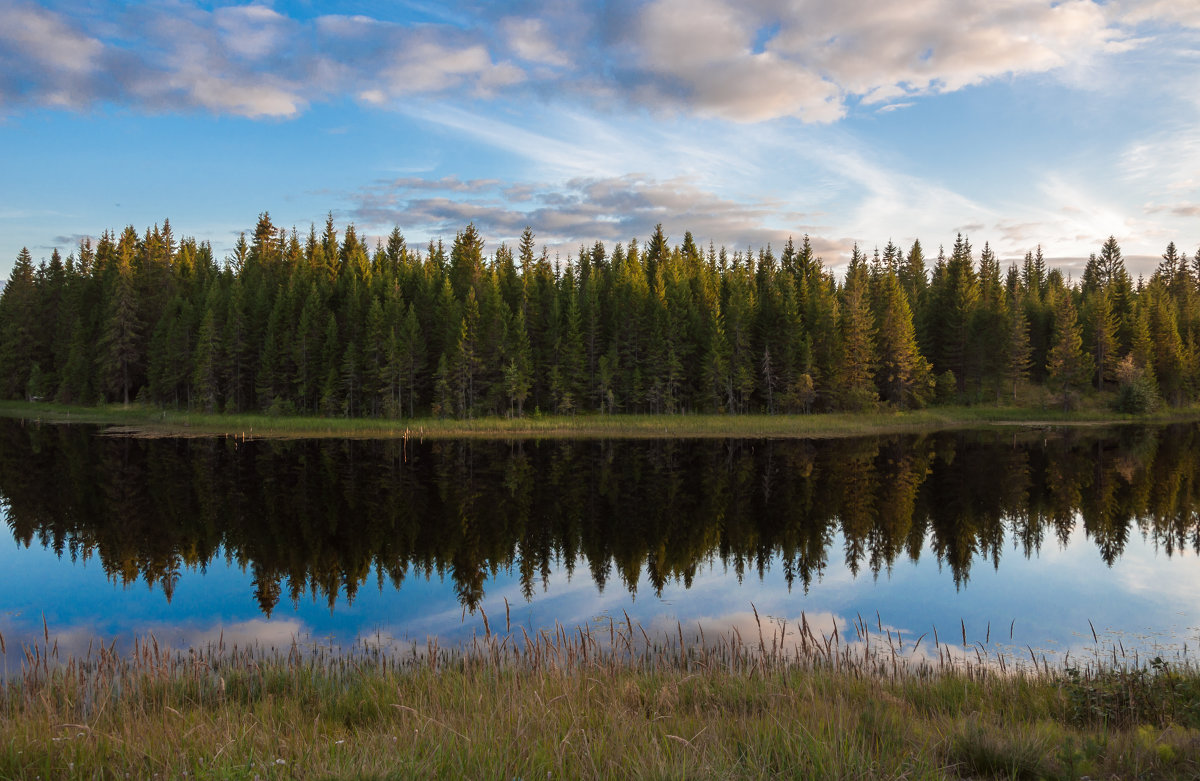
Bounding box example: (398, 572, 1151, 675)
(0, 213, 1196, 416)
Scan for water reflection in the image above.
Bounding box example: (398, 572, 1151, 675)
(2, 420, 1199, 618)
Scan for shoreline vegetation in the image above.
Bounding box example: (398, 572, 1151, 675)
(4, 399, 1200, 440)
(2, 614, 1199, 779)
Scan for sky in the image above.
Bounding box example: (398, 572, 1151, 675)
(1, 0, 1199, 283)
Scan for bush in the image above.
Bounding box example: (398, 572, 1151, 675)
(266, 395, 297, 417)
(935, 370, 957, 405)
(1113, 355, 1159, 414)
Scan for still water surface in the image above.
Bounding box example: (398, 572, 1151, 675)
(2, 419, 1199, 665)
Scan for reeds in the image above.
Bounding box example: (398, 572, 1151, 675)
(3, 612, 1199, 779)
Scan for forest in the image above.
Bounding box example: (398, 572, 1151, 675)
(0, 213, 1195, 417)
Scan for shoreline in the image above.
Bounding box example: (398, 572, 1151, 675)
(3, 400, 1199, 440)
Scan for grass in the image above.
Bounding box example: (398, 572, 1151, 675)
(3, 394, 1199, 441)
(2, 613, 1199, 779)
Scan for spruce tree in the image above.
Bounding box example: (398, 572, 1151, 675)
(100, 246, 143, 404)
(0, 248, 37, 398)
(1046, 294, 1092, 410)
(1003, 291, 1032, 400)
(874, 272, 927, 408)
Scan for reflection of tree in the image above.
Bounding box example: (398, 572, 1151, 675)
(3, 420, 1200, 613)
(836, 441, 879, 578)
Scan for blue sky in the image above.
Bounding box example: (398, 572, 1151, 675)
(1, 0, 1198, 282)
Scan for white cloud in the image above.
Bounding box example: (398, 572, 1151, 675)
(377, 42, 521, 96)
(214, 5, 290, 60)
(1117, 0, 1200, 29)
(0, 3, 103, 74)
(502, 17, 569, 67)
(634, 0, 842, 122)
(3, 0, 1193, 125)
(0, 2, 104, 110)
(0, 3, 525, 117)
(623, 0, 1138, 121)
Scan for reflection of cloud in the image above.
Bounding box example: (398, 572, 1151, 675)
(173, 618, 308, 650)
(0, 615, 309, 667)
(638, 608, 1001, 670)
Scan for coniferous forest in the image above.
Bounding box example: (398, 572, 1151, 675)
(0, 212, 1195, 418)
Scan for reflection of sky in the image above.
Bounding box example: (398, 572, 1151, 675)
(3, 512, 1199, 669)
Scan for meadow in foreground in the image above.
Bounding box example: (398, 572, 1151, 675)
(3, 613, 1198, 779)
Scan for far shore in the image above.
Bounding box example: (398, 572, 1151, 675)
(3, 399, 1198, 440)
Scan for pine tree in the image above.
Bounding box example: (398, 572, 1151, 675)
(703, 311, 732, 412)
(192, 286, 224, 412)
(1046, 294, 1092, 410)
(1085, 289, 1119, 390)
(873, 272, 927, 408)
(927, 234, 978, 393)
(839, 254, 877, 410)
(363, 296, 389, 416)
(293, 283, 325, 413)
(1003, 291, 1032, 400)
(503, 307, 533, 417)
(1146, 281, 1187, 405)
(433, 353, 452, 418)
(318, 312, 340, 415)
(450, 290, 483, 417)
(0, 248, 37, 398)
(101, 246, 144, 404)
(395, 303, 426, 418)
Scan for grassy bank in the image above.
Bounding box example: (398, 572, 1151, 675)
(3, 397, 1199, 440)
(3, 616, 1199, 779)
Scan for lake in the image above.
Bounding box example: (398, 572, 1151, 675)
(2, 418, 1199, 670)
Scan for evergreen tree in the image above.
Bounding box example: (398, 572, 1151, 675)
(395, 303, 426, 418)
(1084, 289, 1119, 390)
(1003, 291, 1032, 400)
(293, 283, 325, 413)
(1046, 294, 1092, 410)
(1146, 281, 1187, 405)
(100, 246, 143, 404)
(503, 307, 533, 417)
(926, 234, 978, 392)
(192, 286, 224, 412)
(363, 296, 389, 416)
(0, 248, 37, 398)
(874, 272, 928, 408)
(838, 253, 877, 410)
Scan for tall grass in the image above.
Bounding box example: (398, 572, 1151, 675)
(2, 612, 1198, 779)
(4, 399, 1198, 441)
